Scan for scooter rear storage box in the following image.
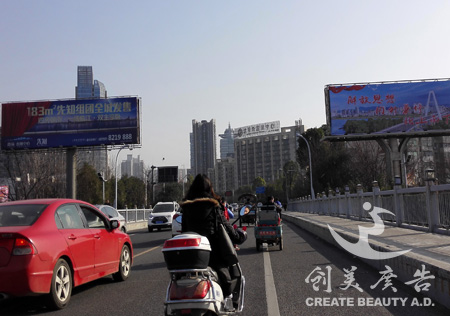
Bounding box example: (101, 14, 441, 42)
(162, 234, 211, 270)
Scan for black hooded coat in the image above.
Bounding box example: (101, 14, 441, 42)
(181, 197, 243, 267)
(180, 197, 244, 296)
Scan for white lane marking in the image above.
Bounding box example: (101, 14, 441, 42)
(264, 250, 281, 316)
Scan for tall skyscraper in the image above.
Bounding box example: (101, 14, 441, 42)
(93, 80, 106, 98)
(214, 157, 235, 194)
(219, 123, 234, 159)
(76, 66, 107, 99)
(121, 154, 144, 180)
(75, 66, 108, 174)
(191, 119, 217, 176)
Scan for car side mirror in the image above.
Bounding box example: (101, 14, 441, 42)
(110, 219, 119, 230)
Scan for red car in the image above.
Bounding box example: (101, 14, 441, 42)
(0, 199, 133, 309)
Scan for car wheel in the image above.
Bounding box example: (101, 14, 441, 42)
(148, 226, 153, 232)
(47, 259, 72, 310)
(121, 227, 127, 233)
(113, 244, 131, 281)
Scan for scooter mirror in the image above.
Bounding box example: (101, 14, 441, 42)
(240, 206, 250, 216)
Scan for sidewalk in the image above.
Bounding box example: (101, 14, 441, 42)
(283, 211, 450, 309)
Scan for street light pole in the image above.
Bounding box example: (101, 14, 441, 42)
(114, 145, 131, 209)
(179, 174, 188, 198)
(297, 133, 315, 200)
(150, 165, 156, 206)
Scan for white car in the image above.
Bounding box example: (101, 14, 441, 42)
(171, 211, 182, 237)
(148, 201, 179, 232)
(95, 204, 127, 233)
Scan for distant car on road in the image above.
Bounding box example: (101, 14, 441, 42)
(171, 211, 182, 237)
(148, 201, 180, 232)
(95, 204, 127, 233)
(0, 199, 133, 310)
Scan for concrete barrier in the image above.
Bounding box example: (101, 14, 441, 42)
(126, 221, 148, 232)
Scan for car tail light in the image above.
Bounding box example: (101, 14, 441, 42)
(13, 237, 36, 255)
(173, 213, 180, 220)
(163, 238, 201, 249)
(169, 280, 210, 300)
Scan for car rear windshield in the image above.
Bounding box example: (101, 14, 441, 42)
(152, 204, 175, 213)
(95, 205, 118, 218)
(0, 204, 47, 227)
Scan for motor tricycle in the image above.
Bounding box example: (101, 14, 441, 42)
(254, 204, 283, 251)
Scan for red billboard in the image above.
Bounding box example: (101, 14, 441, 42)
(1, 96, 141, 150)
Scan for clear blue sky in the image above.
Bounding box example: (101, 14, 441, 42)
(2, 1, 450, 169)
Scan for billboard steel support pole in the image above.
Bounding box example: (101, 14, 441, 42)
(377, 138, 410, 188)
(66, 148, 77, 199)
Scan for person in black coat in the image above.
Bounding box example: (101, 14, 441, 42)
(266, 195, 282, 219)
(181, 174, 246, 297)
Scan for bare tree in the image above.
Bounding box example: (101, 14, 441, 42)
(345, 140, 388, 190)
(0, 150, 66, 200)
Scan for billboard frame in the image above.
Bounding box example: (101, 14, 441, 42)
(324, 78, 450, 142)
(157, 166, 179, 183)
(1, 96, 142, 150)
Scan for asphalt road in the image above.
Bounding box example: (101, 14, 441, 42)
(1, 222, 449, 316)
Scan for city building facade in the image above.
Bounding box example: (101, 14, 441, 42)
(214, 157, 236, 195)
(75, 66, 109, 175)
(121, 154, 144, 180)
(219, 123, 234, 159)
(190, 119, 217, 176)
(75, 66, 107, 99)
(234, 120, 304, 188)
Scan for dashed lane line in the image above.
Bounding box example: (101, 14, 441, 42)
(133, 244, 281, 316)
(133, 246, 160, 258)
(264, 250, 281, 316)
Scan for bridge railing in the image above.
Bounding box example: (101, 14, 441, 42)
(287, 181, 450, 235)
(117, 207, 152, 223)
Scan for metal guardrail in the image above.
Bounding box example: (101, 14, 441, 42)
(118, 208, 152, 223)
(287, 182, 450, 235)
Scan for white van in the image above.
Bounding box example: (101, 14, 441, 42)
(148, 201, 180, 232)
